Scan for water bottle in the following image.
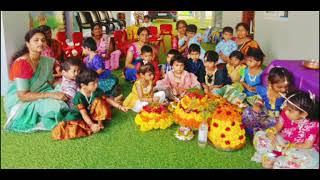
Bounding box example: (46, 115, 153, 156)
(198, 120, 208, 147)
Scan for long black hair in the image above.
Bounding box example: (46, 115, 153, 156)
(76, 68, 98, 87)
(38, 25, 52, 46)
(11, 28, 45, 66)
(268, 67, 295, 94)
(286, 90, 319, 120)
(137, 27, 149, 36)
(91, 22, 102, 36)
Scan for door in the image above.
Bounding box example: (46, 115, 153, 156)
(242, 11, 255, 39)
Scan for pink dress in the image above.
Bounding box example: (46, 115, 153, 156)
(155, 70, 201, 91)
(96, 34, 111, 57)
(251, 111, 319, 168)
(42, 46, 55, 58)
(280, 111, 319, 151)
(172, 35, 188, 58)
(61, 76, 78, 107)
(41, 44, 61, 78)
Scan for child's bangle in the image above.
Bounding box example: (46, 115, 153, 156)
(287, 143, 294, 149)
(266, 127, 276, 135)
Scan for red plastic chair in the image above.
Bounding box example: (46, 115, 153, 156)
(71, 32, 83, 58)
(114, 30, 131, 57)
(56, 31, 67, 49)
(147, 26, 159, 42)
(72, 32, 83, 47)
(159, 24, 173, 53)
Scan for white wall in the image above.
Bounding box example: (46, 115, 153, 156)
(1, 11, 29, 96)
(255, 11, 319, 65)
(222, 11, 242, 29)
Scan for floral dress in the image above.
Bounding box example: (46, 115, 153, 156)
(242, 85, 285, 136)
(251, 111, 319, 169)
(84, 54, 119, 96)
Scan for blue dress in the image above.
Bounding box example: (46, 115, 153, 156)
(125, 43, 142, 82)
(84, 54, 119, 96)
(243, 68, 262, 97)
(215, 39, 238, 63)
(242, 85, 285, 136)
(256, 85, 285, 115)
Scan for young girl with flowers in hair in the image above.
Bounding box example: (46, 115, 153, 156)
(252, 90, 319, 169)
(242, 67, 294, 136)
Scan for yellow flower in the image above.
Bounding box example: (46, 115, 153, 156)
(154, 121, 160, 129)
(135, 115, 142, 125)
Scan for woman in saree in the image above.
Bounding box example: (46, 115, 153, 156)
(219, 22, 261, 63)
(4, 28, 69, 133)
(124, 27, 159, 82)
(172, 20, 189, 58)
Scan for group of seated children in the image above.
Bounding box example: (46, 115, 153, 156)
(49, 23, 319, 169)
(52, 37, 129, 140)
(121, 25, 318, 169)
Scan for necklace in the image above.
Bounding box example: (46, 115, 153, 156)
(81, 91, 93, 110)
(173, 73, 182, 83)
(248, 69, 260, 82)
(248, 74, 257, 82)
(173, 73, 181, 79)
(141, 80, 151, 95)
(28, 54, 40, 72)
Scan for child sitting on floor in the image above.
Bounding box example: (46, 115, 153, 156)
(215, 26, 238, 64)
(185, 44, 206, 85)
(160, 49, 180, 78)
(52, 69, 128, 140)
(135, 45, 161, 85)
(154, 54, 201, 102)
(242, 67, 294, 136)
(124, 63, 166, 113)
(241, 47, 264, 97)
(227, 50, 246, 83)
(202, 50, 231, 94)
(252, 90, 319, 169)
(59, 58, 81, 107)
(185, 24, 206, 60)
(82, 37, 122, 101)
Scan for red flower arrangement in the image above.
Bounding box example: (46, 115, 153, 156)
(142, 103, 168, 113)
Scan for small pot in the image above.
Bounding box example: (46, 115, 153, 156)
(302, 59, 319, 70)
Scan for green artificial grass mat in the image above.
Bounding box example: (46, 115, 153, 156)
(1, 94, 260, 168)
(1, 18, 262, 169)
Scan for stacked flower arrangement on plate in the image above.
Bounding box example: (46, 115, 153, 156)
(205, 93, 228, 113)
(173, 88, 208, 130)
(208, 102, 246, 151)
(135, 103, 174, 132)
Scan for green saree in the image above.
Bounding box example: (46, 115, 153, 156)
(4, 56, 68, 132)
